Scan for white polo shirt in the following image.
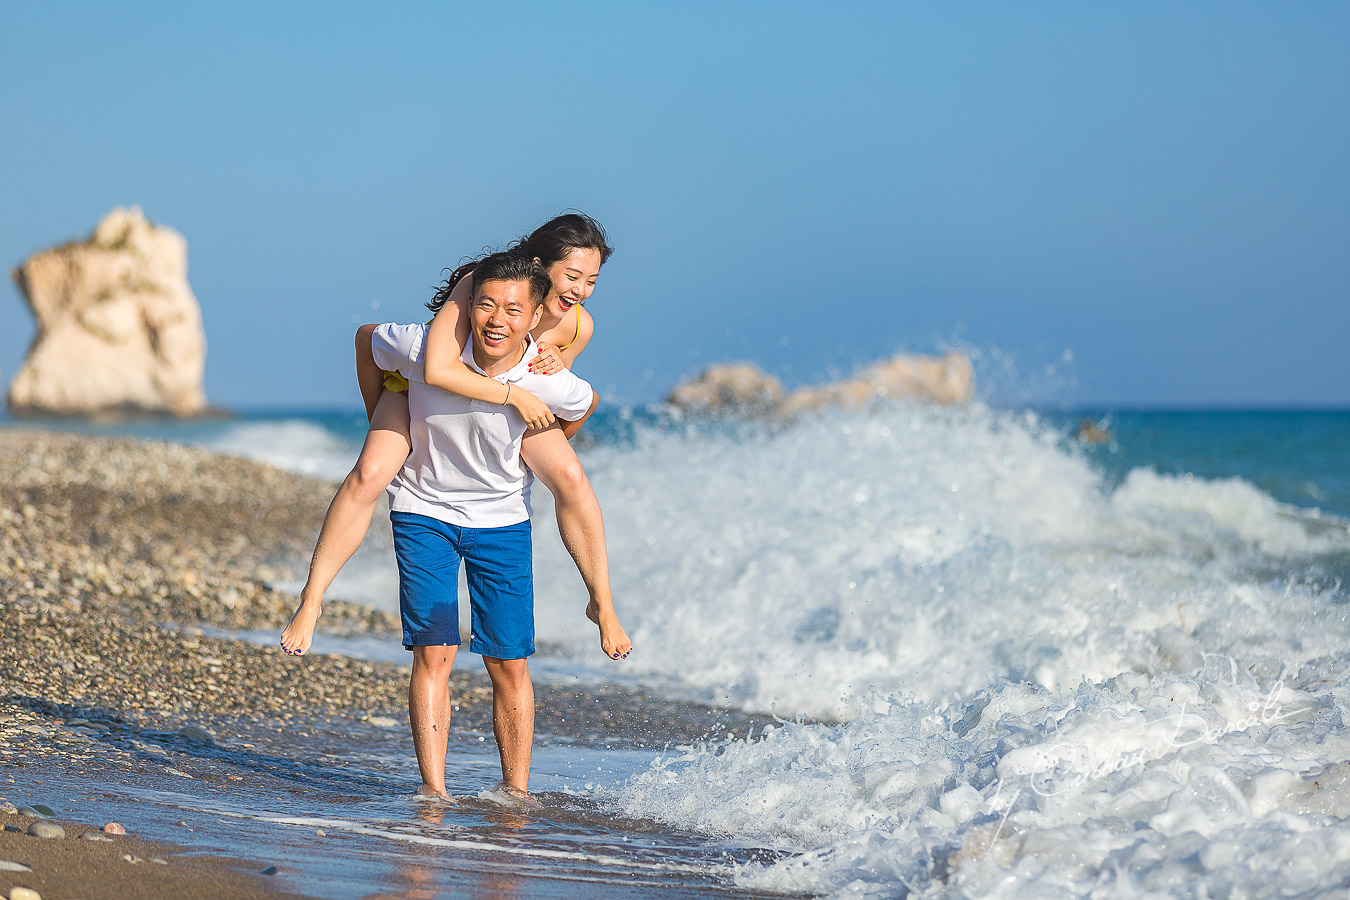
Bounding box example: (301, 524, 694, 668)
(372, 322, 594, 528)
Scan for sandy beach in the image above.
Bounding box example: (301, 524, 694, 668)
(0, 431, 776, 899)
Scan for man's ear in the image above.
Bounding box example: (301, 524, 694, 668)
(530, 305, 543, 330)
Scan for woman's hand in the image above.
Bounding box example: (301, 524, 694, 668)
(528, 341, 566, 376)
(507, 384, 555, 430)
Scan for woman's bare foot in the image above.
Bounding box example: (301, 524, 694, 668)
(280, 596, 322, 656)
(586, 599, 632, 660)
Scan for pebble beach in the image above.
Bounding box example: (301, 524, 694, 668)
(0, 430, 775, 900)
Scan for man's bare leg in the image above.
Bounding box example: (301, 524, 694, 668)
(409, 644, 458, 799)
(280, 391, 411, 656)
(520, 426, 632, 660)
(482, 656, 535, 797)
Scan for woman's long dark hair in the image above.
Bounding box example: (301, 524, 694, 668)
(426, 212, 613, 314)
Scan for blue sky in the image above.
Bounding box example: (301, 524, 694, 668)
(2, 2, 1347, 410)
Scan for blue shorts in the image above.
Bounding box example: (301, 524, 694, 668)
(390, 512, 535, 659)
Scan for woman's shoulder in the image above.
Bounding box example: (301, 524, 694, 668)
(576, 307, 595, 340)
(536, 307, 589, 345)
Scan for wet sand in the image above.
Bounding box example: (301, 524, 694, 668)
(1, 806, 314, 900)
(0, 431, 779, 898)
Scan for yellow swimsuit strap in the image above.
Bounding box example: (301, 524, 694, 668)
(555, 304, 582, 352)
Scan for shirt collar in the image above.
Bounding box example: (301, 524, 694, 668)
(463, 333, 537, 381)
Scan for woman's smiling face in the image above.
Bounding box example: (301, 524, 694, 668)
(543, 247, 603, 318)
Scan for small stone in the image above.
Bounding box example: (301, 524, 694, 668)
(120, 854, 142, 864)
(15, 807, 44, 819)
(102, 822, 127, 835)
(10, 887, 42, 900)
(3, 825, 22, 833)
(150, 857, 168, 865)
(29, 805, 54, 817)
(0, 803, 16, 814)
(261, 865, 278, 875)
(366, 716, 399, 728)
(0, 861, 33, 872)
(81, 833, 112, 843)
(27, 821, 65, 839)
(179, 725, 214, 745)
(315, 829, 326, 837)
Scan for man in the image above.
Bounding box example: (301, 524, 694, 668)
(371, 250, 599, 803)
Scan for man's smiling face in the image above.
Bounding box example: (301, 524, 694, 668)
(470, 278, 543, 374)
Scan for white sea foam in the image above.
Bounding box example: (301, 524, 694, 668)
(531, 403, 1348, 719)
(612, 665, 1350, 897)
(204, 419, 358, 481)
(567, 401, 1350, 896)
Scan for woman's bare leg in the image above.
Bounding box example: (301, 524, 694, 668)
(520, 425, 631, 660)
(281, 390, 412, 656)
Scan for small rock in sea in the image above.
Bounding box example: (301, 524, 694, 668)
(315, 829, 326, 837)
(15, 807, 45, 819)
(179, 725, 214, 745)
(0, 803, 16, 814)
(102, 822, 127, 835)
(29, 805, 55, 817)
(81, 833, 112, 842)
(261, 865, 278, 876)
(0, 860, 33, 872)
(10, 886, 42, 900)
(366, 716, 400, 728)
(28, 821, 65, 839)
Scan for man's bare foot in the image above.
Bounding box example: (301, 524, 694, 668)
(280, 597, 322, 656)
(485, 782, 543, 810)
(586, 599, 632, 660)
(413, 784, 448, 802)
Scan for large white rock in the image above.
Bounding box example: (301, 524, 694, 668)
(7, 207, 208, 417)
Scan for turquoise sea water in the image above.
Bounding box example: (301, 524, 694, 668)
(1062, 409, 1350, 519)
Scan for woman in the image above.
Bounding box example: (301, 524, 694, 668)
(280, 213, 631, 661)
